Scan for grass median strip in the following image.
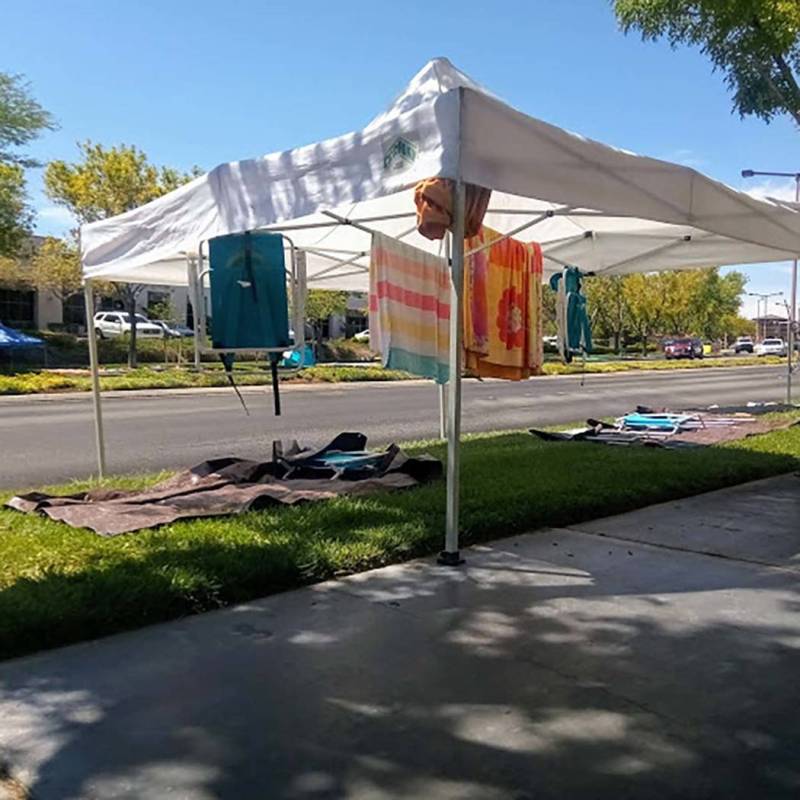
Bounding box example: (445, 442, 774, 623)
(1, 415, 798, 661)
(0, 355, 787, 395)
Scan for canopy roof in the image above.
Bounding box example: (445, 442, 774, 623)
(81, 58, 800, 290)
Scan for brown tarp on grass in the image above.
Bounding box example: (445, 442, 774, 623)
(7, 446, 442, 536)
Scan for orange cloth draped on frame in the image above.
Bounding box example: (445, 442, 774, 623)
(463, 226, 543, 380)
(414, 179, 491, 240)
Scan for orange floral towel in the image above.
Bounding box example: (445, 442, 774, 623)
(414, 179, 492, 240)
(463, 227, 543, 380)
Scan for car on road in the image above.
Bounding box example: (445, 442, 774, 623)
(663, 337, 704, 359)
(755, 338, 787, 357)
(151, 320, 194, 338)
(353, 329, 370, 343)
(733, 336, 754, 354)
(93, 312, 164, 339)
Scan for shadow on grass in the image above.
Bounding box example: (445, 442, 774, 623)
(1, 508, 799, 799)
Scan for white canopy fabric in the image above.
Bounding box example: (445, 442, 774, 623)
(81, 58, 800, 288)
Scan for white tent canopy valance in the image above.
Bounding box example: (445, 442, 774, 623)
(80, 59, 800, 562)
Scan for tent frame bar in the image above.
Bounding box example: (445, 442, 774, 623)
(245, 206, 599, 238)
(462, 208, 571, 260)
(84, 279, 106, 479)
(303, 223, 418, 281)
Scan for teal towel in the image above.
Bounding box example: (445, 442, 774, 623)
(209, 232, 290, 350)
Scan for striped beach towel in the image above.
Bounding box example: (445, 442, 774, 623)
(369, 233, 450, 383)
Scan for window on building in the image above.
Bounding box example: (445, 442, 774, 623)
(62, 293, 86, 328)
(0, 289, 36, 329)
(345, 312, 368, 338)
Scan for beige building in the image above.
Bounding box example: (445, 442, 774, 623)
(0, 283, 197, 332)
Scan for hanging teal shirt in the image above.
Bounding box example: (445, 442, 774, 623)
(549, 266, 592, 361)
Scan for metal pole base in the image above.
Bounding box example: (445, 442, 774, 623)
(437, 550, 465, 567)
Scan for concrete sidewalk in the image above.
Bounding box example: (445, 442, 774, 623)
(0, 475, 798, 799)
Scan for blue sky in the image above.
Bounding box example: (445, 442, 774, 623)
(4, 0, 798, 317)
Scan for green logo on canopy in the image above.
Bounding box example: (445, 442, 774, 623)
(384, 137, 417, 172)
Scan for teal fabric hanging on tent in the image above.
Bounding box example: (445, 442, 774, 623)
(209, 231, 290, 351)
(549, 266, 592, 364)
(209, 231, 290, 415)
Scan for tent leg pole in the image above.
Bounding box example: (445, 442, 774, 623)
(789, 256, 797, 405)
(439, 180, 466, 567)
(188, 255, 201, 369)
(438, 384, 448, 440)
(84, 280, 106, 479)
(438, 232, 450, 441)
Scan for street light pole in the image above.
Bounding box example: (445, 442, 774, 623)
(747, 291, 783, 341)
(741, 169, 800, 404)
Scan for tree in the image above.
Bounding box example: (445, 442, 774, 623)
(148, 298, 178, 323)
(614, 0, 800, 126)
(719, 313, 756, 344)
(44, 142, 200, 366)
(28, 237, 82, 305)
(541, 285, 557, 335)
(0, 73, 55, 256)
(622, 273, 666, 355)
(0, 164, 32, 256)
(0, 253, 29, 291)
(689, 268, 747, 339)
(304, 289, 349, 348)
(585, 275, 628, 352)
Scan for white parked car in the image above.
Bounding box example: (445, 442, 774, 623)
(543, 335, 559, 351)
(353, 329, 370, 343)
(754, 338, 787, 357)
(93, 312, 164, 339)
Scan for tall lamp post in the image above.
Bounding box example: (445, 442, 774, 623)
(747, 290, 783, 341)
(741, 169, 800, 404)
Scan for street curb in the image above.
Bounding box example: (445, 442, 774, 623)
(0, 379, 435, 403)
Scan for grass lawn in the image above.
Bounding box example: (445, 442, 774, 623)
(1, 416, 799, 661)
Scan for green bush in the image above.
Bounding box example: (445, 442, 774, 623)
(291, 365, 409, 382)
(24, 331, 206, 368)
(318, 337, 376, 363)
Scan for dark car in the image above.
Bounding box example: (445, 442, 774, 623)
(734, 336, 754, 354)
(663, 337, 704, 360)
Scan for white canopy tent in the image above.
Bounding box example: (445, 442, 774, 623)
(81, 58, 800, 561)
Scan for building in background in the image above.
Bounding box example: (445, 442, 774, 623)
(327, 293, 368, 339)
(0, 237, 62, 330)
(1, 249, 366, 343)
(753, 314, 789, 341)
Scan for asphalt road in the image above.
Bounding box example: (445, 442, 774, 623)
(0, 365, 787, 488)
